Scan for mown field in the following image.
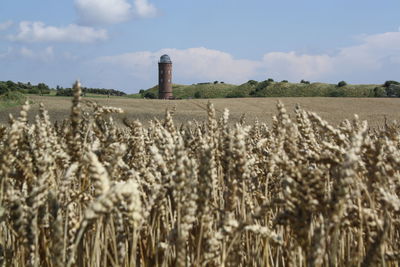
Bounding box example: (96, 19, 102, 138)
(1, 95, 400, 127)
(0, 83, 399, 266)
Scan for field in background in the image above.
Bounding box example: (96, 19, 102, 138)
(1, 95, 400, 127)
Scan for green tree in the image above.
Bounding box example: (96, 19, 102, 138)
(384, 80, 400, 87)
(6, 80, 16, 91)
(300, 79, 310, 84)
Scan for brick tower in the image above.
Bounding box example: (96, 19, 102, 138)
(158, 54, 173, 99)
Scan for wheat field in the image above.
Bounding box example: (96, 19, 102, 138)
(1, 95, 400, 128)
(0, 82, 399, 266)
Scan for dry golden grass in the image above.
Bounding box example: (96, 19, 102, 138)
(1, 95, 400, 127)
(0, 86, 399, 266)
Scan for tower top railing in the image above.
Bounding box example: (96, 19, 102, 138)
(159, 54, 172, 64)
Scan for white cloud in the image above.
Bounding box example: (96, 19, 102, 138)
(75, 0, 132, 25)
(19, 46, 54, 61)
(134, 0, 157, 18)
(0, 20, 13, 31)
(0, 47, 13, 58)
(97, 47, 261, 84)
(0, 46, 55, 61)
(74, 0, 157, 25)
(262, 52, 333, 81)
(259, 31, 400, 82)
(19, 47, 34, 58)
(336, 32, 400, 68)
(9, 21, 107, 43)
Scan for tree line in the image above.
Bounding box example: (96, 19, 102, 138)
(0, 80, 126, 97)
(0, 80, 51, 95)
(55, 86, 126, 96)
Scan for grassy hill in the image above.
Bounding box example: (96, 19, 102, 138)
(131, 80, 391, 99)
(128, 83, 237, 99)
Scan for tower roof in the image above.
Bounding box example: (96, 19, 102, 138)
(159, 54, 172, 63)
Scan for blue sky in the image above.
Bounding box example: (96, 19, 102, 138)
(1, 0, 400, 93)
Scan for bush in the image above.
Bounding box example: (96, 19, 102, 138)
(0, 91, 27, 104)
(226, 90, 246, 98)
(249, 90, 266, 97)
(337, 81, 347, 87)
(267, 78, 274, 82)
(37, 82, 49, 91)
(373, 87, 387, 97)
(56, 89, 73, 96)
(0, 83, 9, 94)
(194, 91, 201, 98)
(24, 88, 51, 95)
(144, 92, 157, 99)
(385, 84, 400, 97)
(139, 89, 145, 95)
(247, 80, 258, 86)
(27, 88, 40, 94)
(281, 80, 288, 83)
(300, 79, 310, 84)
(255, 80, 272, 92)
(213, 81, 218, 84)
(5, 80, 17, 91)
(329, 90, 345, 97)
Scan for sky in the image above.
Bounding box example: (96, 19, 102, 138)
(0, 0, 400, 93)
